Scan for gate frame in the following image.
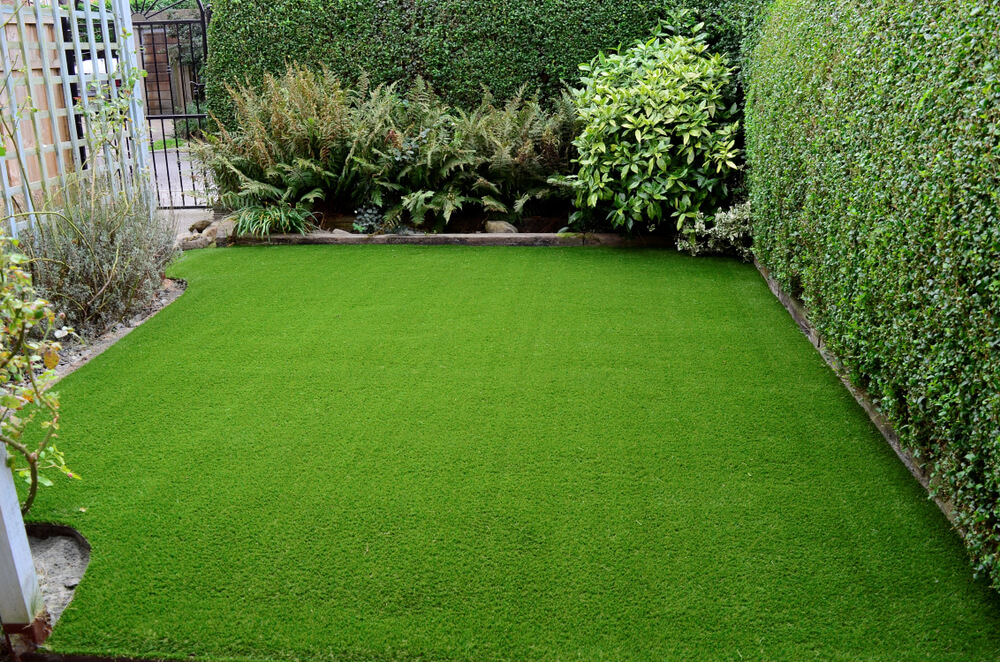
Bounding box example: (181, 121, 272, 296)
(133, 0, 210, 209)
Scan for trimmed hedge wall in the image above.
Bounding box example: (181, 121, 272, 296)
(748, 0, 1000, 585)
(205, 0, 760, 127)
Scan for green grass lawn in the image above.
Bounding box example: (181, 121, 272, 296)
(31, 246, 1000, 661)
(150, 137, 187, 151)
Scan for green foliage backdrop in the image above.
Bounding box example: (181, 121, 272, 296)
(205, 0, 760, 127)
(747, 0, 1000, 586)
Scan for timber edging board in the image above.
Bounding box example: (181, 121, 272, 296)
(230, 232, 673, 248)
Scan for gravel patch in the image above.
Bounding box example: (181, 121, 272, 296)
(27, 528, 90, 626)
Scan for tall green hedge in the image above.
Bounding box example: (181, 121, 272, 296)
(748, 0, 1000, 585)
(205, 0, 760, 127)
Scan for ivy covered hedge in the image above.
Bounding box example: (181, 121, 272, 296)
(205, 0, 760, 127)
(748, 0, 1000, 585)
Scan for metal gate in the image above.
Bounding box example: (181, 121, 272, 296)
(133, 1, 209, 209)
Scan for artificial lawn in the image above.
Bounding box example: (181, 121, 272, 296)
(30, 246, 1000, 661)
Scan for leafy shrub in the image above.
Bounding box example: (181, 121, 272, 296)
(748, 0, 1000, 586)
(565, 15, 741, 231)
(0, 235, 77, 514)
(196, 68, 577, 232)
(23, 72, 177, 339)
(676, 201, 751, 259)
(352, 206, 385, 234)
(205, 0, 762, 128)
(24, 171, 177, 338)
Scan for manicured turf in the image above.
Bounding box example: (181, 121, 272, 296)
(31, 247, 1000, 660)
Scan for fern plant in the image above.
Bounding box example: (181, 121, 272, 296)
(197, 68, 580, 234)
(194, 64, 360, 213)
(456, 88, 578, 220)
(351, 80, 482, 229)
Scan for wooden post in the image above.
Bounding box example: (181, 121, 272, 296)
(0, 447, 48, 644)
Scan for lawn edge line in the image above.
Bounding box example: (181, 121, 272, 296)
(228, 232, 674, 248)
(754, 258, 958, 527)
(52, 279, 188, 386)
(24, 653, 169, 662)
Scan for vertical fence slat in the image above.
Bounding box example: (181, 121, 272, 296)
(97, 0, 131, 192)
(13, 7, 51, 201)
(0, 154, 13, 221)
(0, 10, 16, 221)
(0, 15, 36, 235)
(50, 1, 83, 175)
(66, 2, 91, 165)
(116, 0, 151, 211)
(80, 0, 116, 183)
(0, 447, 44, 628)
(33, 0, 68, 191)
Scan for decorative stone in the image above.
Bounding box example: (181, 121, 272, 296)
(332, 229, 354, 235)
(188, 218, 212, 233)
(179, 235, 213, 250)
(485, 221, 518, 234)
(215, 218, 235, 238)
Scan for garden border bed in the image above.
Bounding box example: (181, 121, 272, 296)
(52, 279, 187, 385)
(229, 232, 672, 248)
(756, 260, 956, 525)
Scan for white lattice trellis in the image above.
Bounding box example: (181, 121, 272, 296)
(0, 0, 149, 235)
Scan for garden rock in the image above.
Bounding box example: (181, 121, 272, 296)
(485, 221, 517, 234)
(332, 229, 354, 236)
(179, 234, 213, 250)
(189, 218, 212, 233)
(214, 218, 235, 245)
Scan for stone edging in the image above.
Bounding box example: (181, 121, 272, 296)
(52, 279, 187, 385)
(755, 259, 956, 525)
(231, 232, 672, 248)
